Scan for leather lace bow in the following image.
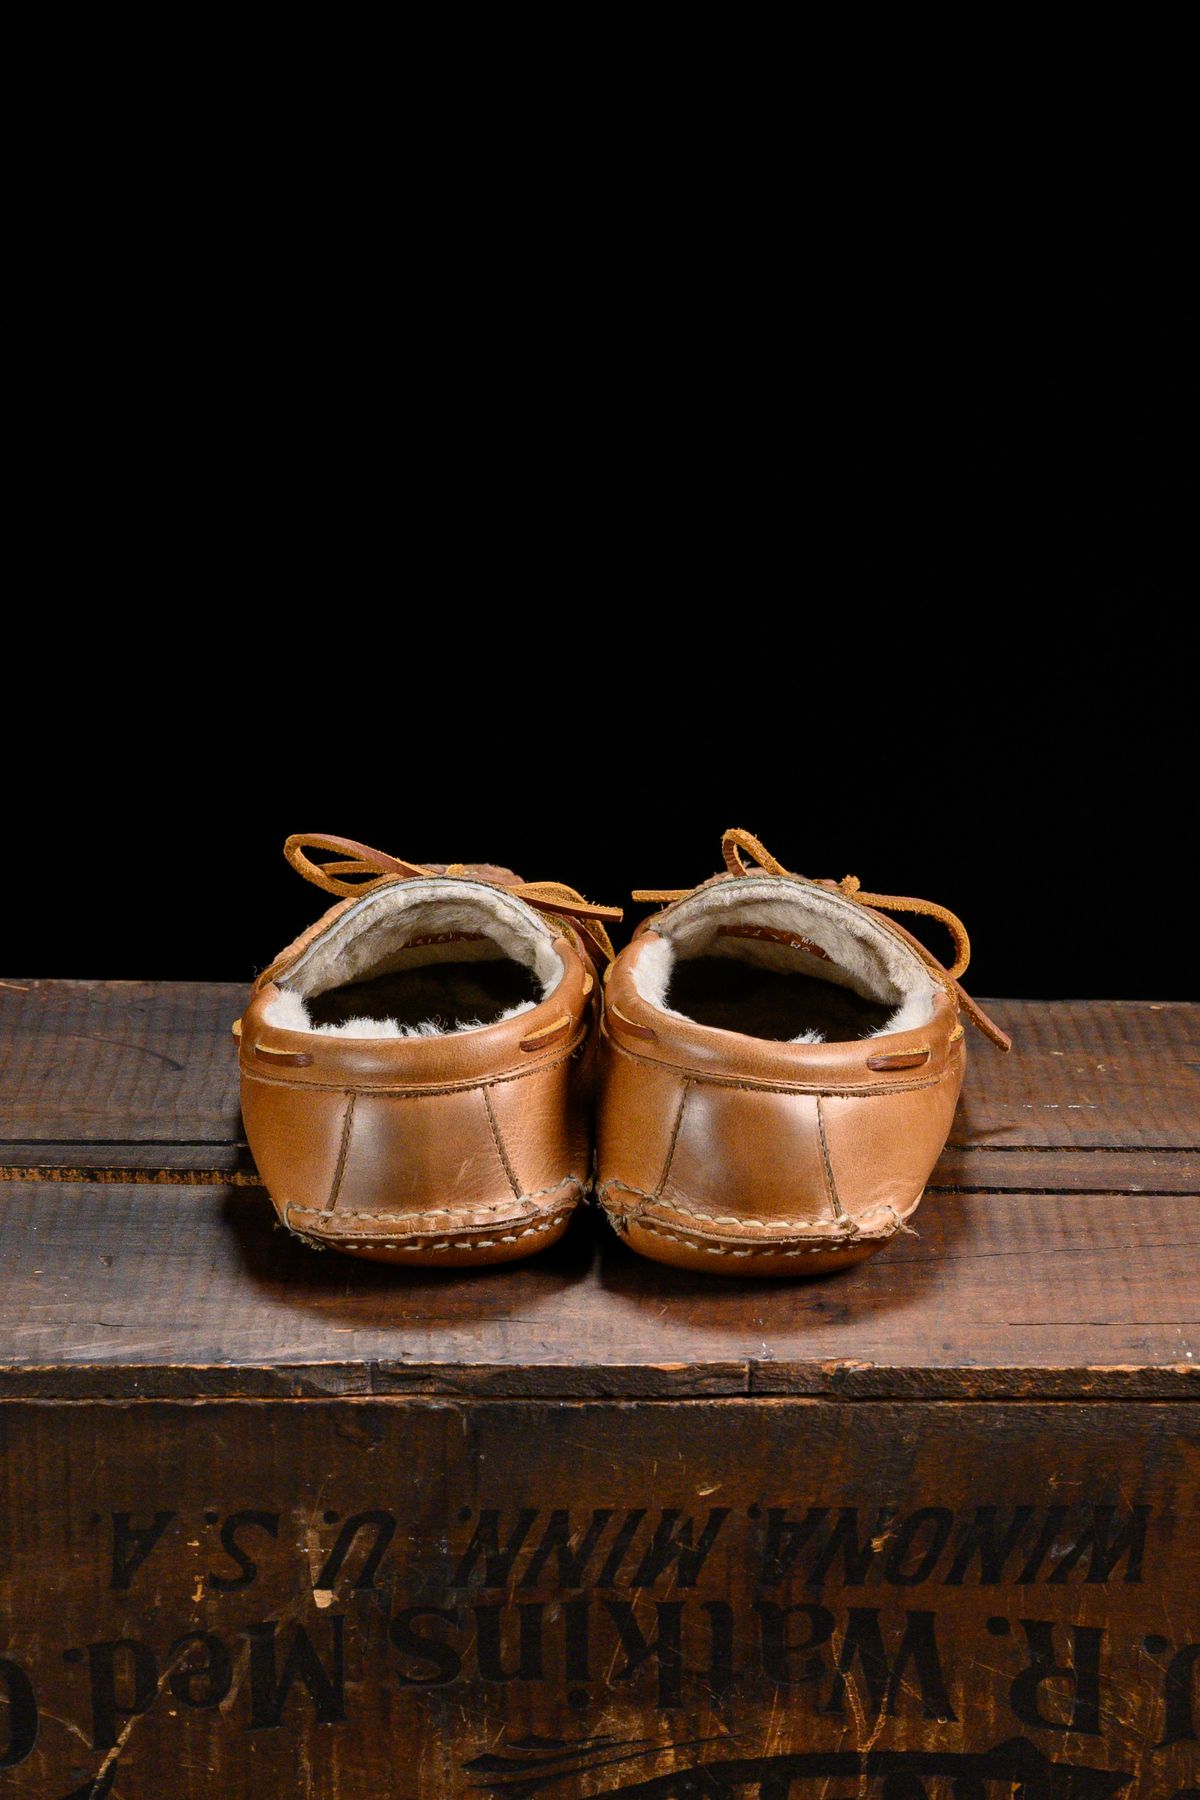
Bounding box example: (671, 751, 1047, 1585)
(284, 832, 623, 965)
(633, 826, 1011, 1051)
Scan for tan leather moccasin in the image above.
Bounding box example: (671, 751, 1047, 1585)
(597, 829, 1010, 1277)
(238, 834, 620, 1266)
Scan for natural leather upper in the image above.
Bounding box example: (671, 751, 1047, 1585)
(239, 837, 618, 1265)
(601, 931, 965, 1230)
(596, 829, 1008, 1273)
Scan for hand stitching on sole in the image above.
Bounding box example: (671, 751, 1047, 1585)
(285, 1175, 586, 1227)
(596, 1180, 915, 1249)
(311, 1214, 572, 1253)
(605, 1214, 878, 1257)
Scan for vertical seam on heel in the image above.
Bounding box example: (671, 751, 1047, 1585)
(816, 1095, 843, 1220)
(325, 1091, 356, 1212)
(483, 1085, 523, 1198)
(657, 1079, 692, 1197)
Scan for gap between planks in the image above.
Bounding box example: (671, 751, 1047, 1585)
(3, 1158, 1196, 1196)
(0, 1165, 263, 1186)
(0, 1385, 1196, 1407)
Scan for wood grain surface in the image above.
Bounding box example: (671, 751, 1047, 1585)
(0, 983, 1196, 1798)
(0, 1180, 1195, 1399)
(0, 1398, 1195, 1799)
(0, 984, 1196, 1401)
(0, 980, 245, 1147)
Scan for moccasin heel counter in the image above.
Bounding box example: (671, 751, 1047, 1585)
(240, 1071, 351, 1223)
(818, 1042, 966, 1226)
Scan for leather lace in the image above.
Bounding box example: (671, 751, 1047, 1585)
(283, 832, 623, 965)
(633, 826, 1011, 1051)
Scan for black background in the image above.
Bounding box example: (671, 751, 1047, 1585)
(13, 6, 1191, 998)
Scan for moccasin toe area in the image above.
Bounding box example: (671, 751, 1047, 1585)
(600, 1167, 926, 1278)
(279, 1175, 584, 1268)
(614, 1212, 896, 1279)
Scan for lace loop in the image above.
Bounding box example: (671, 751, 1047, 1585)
(284, 833, 423, 895)
(722, 827, 788, 879)
(283, 833, 622, 964)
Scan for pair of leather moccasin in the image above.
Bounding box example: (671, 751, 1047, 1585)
(237, 829, 1010, 1278)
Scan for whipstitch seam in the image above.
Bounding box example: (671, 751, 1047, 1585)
(598, 1178, 907, 1236)
(286, 1176, 585, 1229)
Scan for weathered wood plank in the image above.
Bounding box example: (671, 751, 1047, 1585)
(957, 998, 1199, 1149)
(0, 1183, 1194, 1399)
(1, 1398, 1195, 1799)
(0, 987, 1196, 1796)
(932, 1145, 1200, 1194)
(0, 979, 245, 1144)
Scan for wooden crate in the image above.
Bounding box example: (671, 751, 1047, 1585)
(0, 981, 1196, 1799)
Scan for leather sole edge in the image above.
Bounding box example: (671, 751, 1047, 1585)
(274, 1183, 583, 1267)
(600, 1190, 922, 1279)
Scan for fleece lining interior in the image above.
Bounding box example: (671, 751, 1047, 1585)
(263, 878, 563, 1039)
(632, 875, 937, 1043)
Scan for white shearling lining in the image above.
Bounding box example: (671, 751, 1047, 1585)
(632, 933, 677, 1015)
(633, 875, 938, 1042)
(263, 877, 563, 1039)
(265, 989, 537, 1039)
(869, 989, 935, 1037)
